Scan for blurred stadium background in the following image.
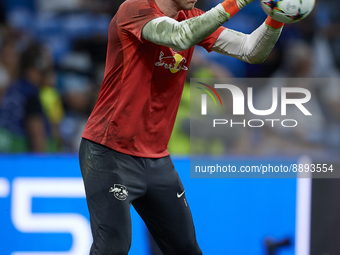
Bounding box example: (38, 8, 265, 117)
(0, 0, 339, 254)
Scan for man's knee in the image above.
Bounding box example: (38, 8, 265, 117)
(90, 228, 131, 255)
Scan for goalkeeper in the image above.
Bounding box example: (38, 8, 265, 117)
(79, 0, 284, 254)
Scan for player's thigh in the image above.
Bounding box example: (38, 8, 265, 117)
(133, 156, 202, 255)
(79, 138, 146, 203)
(79, 138, 145, 254)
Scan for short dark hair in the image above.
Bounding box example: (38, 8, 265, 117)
(19, 43, 46, 76)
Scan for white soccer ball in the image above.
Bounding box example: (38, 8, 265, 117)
(260, 0, 315, 24)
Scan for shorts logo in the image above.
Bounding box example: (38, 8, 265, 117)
(155, 51, 188, 74)
(109, 184, 128, 200)
(177, 190, 185, 198)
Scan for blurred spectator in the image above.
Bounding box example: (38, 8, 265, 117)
(81, 0, 125, 16)
(35, 0, 125, 16)
(318, 0, 340, 69)
(35, 0, 83, 13)
(0, 43, 55, 152)
(274, 41, 314, 78)
(249, 40, 340, 158)
(39, 69, 64, 151)
(0, 33, 20, 99)
(0, 65, 9, 101)
(58, 52, 96, 152)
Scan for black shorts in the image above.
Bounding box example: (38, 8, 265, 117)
(79, 138, 202, 255)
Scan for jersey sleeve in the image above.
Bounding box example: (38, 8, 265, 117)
(192, 8, 226, 52)
(116, 0, 164, 42)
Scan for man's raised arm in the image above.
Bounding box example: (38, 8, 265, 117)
(142, 0, 255, 51)
(211, 17, 284, 64)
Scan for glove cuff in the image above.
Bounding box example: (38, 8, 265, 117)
(221, 0, 240, 19)
(265, 16, 284, 29)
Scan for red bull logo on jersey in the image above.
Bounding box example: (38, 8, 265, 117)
(155, 51, 188, 74)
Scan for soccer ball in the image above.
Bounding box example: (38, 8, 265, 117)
(260, 0, 315, 24)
